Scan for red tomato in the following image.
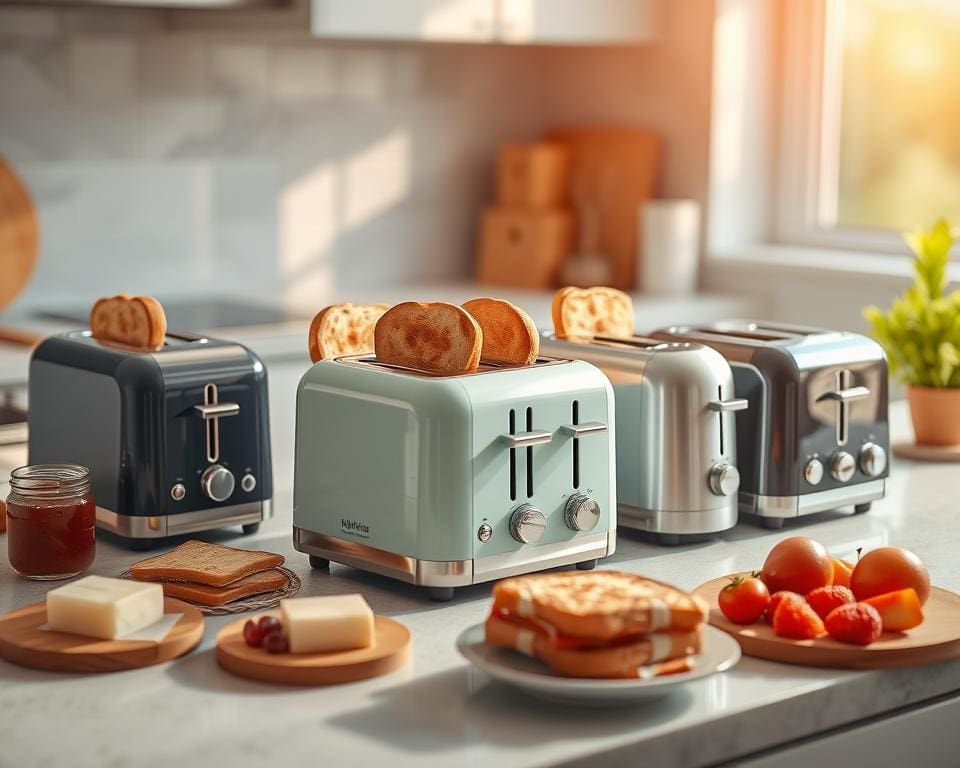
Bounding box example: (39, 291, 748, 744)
(761, 537, 834, 595)
(718, 573, 770, 624)
(851, 547, 931, 605)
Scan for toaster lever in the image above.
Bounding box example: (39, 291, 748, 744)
(194, 402, 240, 419)
(560, 422, 608, 438)
(817, 386, 870, 403)
(500, 430, 553, 448)
(707, 398, 749, 413)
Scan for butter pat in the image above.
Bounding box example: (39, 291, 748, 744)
(46, 576, 164, 640)
(280, 594, 374, 654)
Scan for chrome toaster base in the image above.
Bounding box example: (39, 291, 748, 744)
(740, 479, 885, 528)
(96, 500, 272, 540)
(294, 527, 615, 596)
(618, 503, 738, 541)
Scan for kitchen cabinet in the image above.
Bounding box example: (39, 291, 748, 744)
(310, 0, 655, 45)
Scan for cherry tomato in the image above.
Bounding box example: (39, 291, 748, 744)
(718, 573, 770, 624)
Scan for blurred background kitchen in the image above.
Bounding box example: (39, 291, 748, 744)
(1, 0, 958, 408)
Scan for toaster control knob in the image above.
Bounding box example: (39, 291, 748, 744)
(170, 483, 186, 501)
(201, 464, 235, 502)
(708, 463, 740, 496)
(509, 504, 546, 544)
(859, 442, 887, 478)
(830, 451, 856, 483)
(804, 458, 824, 486)
(564, 494, 600, 532)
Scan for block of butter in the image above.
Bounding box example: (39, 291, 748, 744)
(46, 575, 164, 640)
(280, 594, 374, 654)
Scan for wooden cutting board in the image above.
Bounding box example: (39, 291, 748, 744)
(216, 614, 411, 685)
(0, 155, 38, 311)
(694, 576, 960, 669)
(0, 598, 204, 673)
(546, 128, 662, 291)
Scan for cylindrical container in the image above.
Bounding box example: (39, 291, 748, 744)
(640, 199, 701, 295)
(6, 464, 96, 580)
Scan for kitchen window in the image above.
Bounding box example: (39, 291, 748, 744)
(777, 0, 960, 255)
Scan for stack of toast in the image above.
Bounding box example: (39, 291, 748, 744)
(128, 540, 288, 609)
(484, 571, 708, 679)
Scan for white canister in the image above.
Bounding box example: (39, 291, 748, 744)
(639, 199, 701, 295)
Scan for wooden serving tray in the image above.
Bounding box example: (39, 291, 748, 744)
(693, 576, 960, 669)
(0, 598, 204, 673)
(216, 614, 411, 686)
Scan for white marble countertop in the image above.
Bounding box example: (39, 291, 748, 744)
(1, 366, 958, 767)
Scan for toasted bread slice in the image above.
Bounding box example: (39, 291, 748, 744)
(90, 294, 167, 351)
(492, 571, 708, 640)
(485, 613, 701, 679)
(552, 286, 634, 339)
(157, 568, 288, 607)
(374, 301, 482, 374)
(129, 540, 284, 588)
(308, 302, 389, 363)
(462, 297, 539, 366)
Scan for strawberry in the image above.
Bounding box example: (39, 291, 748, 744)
(806, 585, 855, 620)
(824, 602, 883, 645)
(772, 593, 825, 639)
(766, 590, 802, 624)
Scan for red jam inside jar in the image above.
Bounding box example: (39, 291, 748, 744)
(6, 464, 96, 580)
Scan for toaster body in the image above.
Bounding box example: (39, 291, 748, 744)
(653, 321, 889, 526)
(28, 331, 273, 543)
(541, 334, 744, 541)
(293, 355, 616, 599)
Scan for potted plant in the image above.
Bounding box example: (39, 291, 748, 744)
(864, 219, 960, 446)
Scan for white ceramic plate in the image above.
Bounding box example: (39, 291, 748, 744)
(456, 623, 740, 707)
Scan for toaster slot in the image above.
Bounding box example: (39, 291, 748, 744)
(204, 383, 219, 463)
(525, 407, 534, 498)
(509, 409, 517, 501)
(572, 400, 580, 489)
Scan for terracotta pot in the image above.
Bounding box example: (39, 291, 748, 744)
(907, 386, 960, 446)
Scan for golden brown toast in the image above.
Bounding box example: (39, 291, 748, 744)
(308, 302, 389, 363)
(462, 297, 539, 366)
(374, 301, 482, 374)
(551, 286, 634, 339)
(492, 571, 708, 639)
(485, 613, 701, 678)
(90, 294, 167, 350)
(157, 568, 288, 607)
(129, 540, 284, 588)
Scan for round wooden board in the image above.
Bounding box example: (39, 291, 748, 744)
(893, 441, 960, 463)
(0, 156, 38, 311)
(216, 614, 411, 686)
(0, 598, 204, 674)
(694, 576, 960, 669)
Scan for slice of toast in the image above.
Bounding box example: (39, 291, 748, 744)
(462, 297, 539, 366)
(90, 294, 167, 351)
(552, 286, 634, 339)
(157, 568, 288, 607)
(485, 612, 702, 679)
(129, 540, 284, 588)
(492, 571, 708, 639)
(308, 302, 390, 363)
(374, 301, 482, 374)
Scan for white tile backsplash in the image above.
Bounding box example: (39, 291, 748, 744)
(69, 38, 136, 102)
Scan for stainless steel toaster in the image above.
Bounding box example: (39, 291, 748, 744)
(541, 333, 746, 543)
(293, 354, 617, 601)
(652, 321, 889, 528)
(28, 330, 273, 546)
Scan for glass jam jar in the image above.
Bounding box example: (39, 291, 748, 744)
(6, 464, 96, 580)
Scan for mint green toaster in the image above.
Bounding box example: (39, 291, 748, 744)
(293, 355, 616, 600)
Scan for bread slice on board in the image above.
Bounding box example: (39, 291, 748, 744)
(492, 571, 708, 639)
(485, 612, 701, 678)
(551, 286, 635, 339)
(308, 302, 389, 363)
(374, 301, 482, 374)
(90, 294, 167, 350)
(462, 297, 539, 366)
(129, 540, 284, 588)
(158, 568, 288, 607)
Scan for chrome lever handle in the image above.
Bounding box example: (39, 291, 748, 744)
(500, 430, 553, 448)
(194, 402, 240, 419)
(817, 386, 870, 403)
(560, 422, 608, 438)
(708, 398, 749, 413)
